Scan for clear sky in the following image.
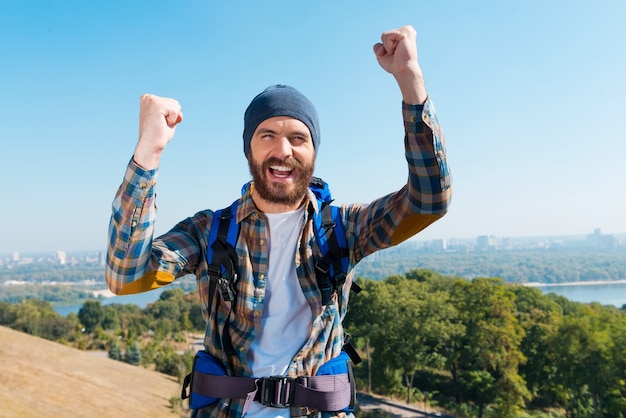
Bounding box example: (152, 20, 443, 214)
(1, 0, 625, 254)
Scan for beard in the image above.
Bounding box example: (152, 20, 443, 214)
(248, 154, 314, 207)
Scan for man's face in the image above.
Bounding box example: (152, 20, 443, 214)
(248, 116, 315, 209)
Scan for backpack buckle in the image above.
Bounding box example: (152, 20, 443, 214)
(218, 275, 237, 302)
(259, 376, 296, 408)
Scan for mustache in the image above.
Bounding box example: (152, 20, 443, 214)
(263, 156, 304, 170)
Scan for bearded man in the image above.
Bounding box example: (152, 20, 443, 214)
(105, 25, 452, 418)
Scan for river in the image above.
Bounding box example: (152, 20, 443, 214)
(53, 281, 626, 316)
(54, 287, 168, 316)
(532, 281, 626, 308)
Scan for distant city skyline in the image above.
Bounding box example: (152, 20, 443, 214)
(2, 228, 623, 259)
(2, 1, 625, 253)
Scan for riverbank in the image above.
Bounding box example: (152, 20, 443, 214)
(524, 279, 626, 287)
(92, 288, 115, 298)
(88, 279, 626, 296)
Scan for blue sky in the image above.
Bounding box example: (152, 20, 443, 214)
(1, 0, 625, 253)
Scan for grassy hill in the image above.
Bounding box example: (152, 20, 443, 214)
(0, 326, 184, 417)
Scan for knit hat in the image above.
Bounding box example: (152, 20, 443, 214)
(243, 85, 320, 157)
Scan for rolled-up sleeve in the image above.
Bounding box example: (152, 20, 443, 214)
(106, 160, 159, 293)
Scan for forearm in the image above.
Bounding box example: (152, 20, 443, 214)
(394, 67, 428, 105)
(404, 98, 452, 213)
(391, 98, 452, 242)
(105, 159, 160, 294)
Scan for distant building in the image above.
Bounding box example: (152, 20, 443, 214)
(430, 239, 447, 251)
(587, 228, 617, 250)
(476, 235, 496, 251)
(11, 252, 19, 262)
(55, 250, 67, 265)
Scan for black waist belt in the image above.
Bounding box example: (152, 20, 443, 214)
(183, 370, 353, 413)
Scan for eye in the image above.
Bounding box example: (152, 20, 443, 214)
(291, 135, 307, 143)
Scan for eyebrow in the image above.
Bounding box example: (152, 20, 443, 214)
(255, 128, 310, 138)
(255, 128, 278, 135)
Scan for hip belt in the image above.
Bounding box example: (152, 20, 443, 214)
(182, 351, 355, 414)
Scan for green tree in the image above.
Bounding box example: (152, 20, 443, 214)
(108, 342, 122, 361)
(78, 300, 104, 333)
(9, 299, 70, 341)
(550, 303, 626, 418)
(188, 301, 206, 331)
(345, 278, 386, 394)
(10, 299, 44, 335)
(604, 314, 626, 417)
(449, 278, 530, 417)
(0, 301, 17, 325)
(154, 343, 194, 382)
(125, 342, 142, 366)
(510, 285, 563, 405)
(355, 275, 462, 404)
(101, 306, 120, 331)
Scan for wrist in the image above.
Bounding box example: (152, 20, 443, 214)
(394, 67, 427, 105)
(133, 143, 163, 170)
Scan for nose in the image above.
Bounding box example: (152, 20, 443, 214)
(273, 136, 293, 159)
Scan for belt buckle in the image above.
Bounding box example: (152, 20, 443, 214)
(260, 375, 295, 408)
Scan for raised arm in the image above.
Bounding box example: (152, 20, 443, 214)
(346, 25, 452, 263)
(105, 94, 187, 295)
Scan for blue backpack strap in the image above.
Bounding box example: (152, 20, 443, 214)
(206, 200, 240, 307)
(206, 200, 241, 358)
(310, 177, 363, 366)
(309, 177, 350, 307)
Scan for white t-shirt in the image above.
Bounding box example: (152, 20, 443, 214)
(246, 207, 312, 417)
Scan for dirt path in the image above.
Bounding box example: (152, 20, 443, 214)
(357, 393, 455, 418)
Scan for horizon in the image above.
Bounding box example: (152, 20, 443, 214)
(2, 1, 625, 253)
(3, 229, 625, 257)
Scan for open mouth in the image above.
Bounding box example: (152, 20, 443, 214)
(269, 164, 295, 179)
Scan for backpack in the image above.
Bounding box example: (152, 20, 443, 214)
(205, 177, 361, 362)
(181, 178, 362, 412)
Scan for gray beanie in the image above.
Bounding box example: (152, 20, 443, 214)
(243, 85, 320, 157)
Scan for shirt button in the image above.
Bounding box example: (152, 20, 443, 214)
(260, 239, 265, 245)
(239, 346, 245, 352)
(131, 221, 137, 228)
(253, 311, 260, 317)
(139, 181, 148, 189)
(259, 274, 265, 280)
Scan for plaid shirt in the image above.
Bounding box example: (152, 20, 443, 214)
(106, 99, 451, 417)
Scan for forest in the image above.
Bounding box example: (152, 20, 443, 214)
(355, 247, 626, 283)
(1, 268, 626, 417)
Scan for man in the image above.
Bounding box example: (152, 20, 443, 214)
(106, 25, 451, 418)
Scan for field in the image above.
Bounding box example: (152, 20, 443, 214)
(0, 326, 184, 418)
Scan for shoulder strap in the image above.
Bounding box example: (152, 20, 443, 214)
(310, 177, 351, 307)
(206, 200, 240, 309)
(207, 178, 361, 307)
(309, 178, 362, 364)
(206, 180, 362, 365)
